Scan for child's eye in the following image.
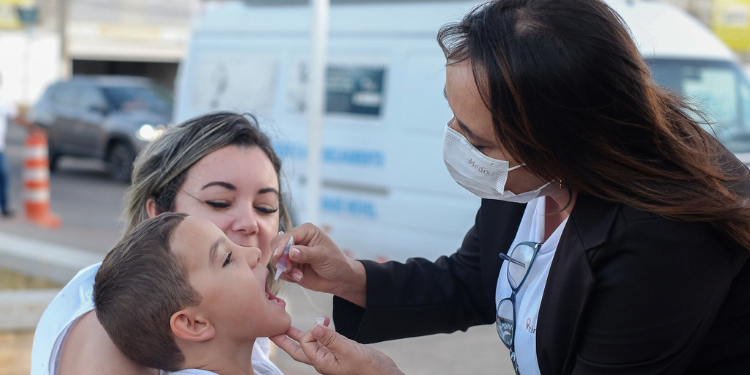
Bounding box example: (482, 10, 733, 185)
(207, 201, 230, 209)
(222, 252, 233, 267)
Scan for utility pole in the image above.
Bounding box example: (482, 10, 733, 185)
(16, 4, 38, 106)
(58, 0, 70, 78)
(306, 0, 330, 224)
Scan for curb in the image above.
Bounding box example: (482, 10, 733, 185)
(0, 230, 103, 285)
(0, 289, 60, 331)
(0, 231, 103, 331)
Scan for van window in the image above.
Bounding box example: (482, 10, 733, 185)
(326, 66, 386, 117)
(647, 58, 750, 153)
(741, 81, 750, 134)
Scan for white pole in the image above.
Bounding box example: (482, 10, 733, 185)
(306, 0, 330, 224)
(24, 29, 31, 105)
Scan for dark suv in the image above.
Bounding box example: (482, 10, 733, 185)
(31, 76, 172, 181)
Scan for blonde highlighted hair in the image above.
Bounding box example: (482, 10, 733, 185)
(122, 112, 291, 292)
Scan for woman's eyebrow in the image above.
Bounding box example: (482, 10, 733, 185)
(201, 181, 237, 190)
(258, 187, 280, 196)
(455, 116, 487, 144)
(208, 238, 222, 267)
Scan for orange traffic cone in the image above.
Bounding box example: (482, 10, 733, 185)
(23, 130, 61, 228)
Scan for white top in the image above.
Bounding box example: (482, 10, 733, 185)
(164, 369, 218, 375)
(495, 197, 568, 375)
(0, 92, 18, 151)
(163, 367, 284, 375)
(30, 262, 282, 375)
(164, 362, 282, 375)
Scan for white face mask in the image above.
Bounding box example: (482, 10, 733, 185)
(442, 125, 550, 203)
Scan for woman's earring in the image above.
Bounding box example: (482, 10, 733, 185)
(557, 179, 565, 189)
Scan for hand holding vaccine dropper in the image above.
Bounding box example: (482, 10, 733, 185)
(275, 236, 294, 280)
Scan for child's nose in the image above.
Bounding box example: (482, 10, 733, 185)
(247, 246, 262, 268)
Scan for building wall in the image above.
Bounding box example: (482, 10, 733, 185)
(66, 0, 197, 63)
(662, 0, 750, 68)
(0, 0, 197, 105)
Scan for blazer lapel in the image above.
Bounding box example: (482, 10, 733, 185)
(536, 194, 621, 375)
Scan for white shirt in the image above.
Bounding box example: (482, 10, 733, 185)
(165, 366, 282, 375)
(0, 92, 18, 151)
(495, 197, 568, 375)
(30, 262, 282, 375)
(164, 369, 218, 375)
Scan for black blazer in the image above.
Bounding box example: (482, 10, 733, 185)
(333, 194, 750, 374)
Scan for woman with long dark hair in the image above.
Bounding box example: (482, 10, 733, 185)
(271, 0, 750, 374)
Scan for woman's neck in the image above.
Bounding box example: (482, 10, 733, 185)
(543, 191, 576, 242)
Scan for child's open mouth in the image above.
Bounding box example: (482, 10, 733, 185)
(265, 281, 286, 307)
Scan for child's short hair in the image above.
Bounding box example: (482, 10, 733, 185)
(94, 212, 200, 371)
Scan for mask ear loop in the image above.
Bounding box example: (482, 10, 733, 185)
(508, 162, 526, 171)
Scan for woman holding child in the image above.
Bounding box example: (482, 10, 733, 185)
(31, 112, 292, 375)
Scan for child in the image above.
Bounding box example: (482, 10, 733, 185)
(94, 212, 290, 375)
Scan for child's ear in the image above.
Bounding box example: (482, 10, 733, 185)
(146, 198, 159, 218)
(171, 309, 215, 342)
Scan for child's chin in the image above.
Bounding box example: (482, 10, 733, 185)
(268, 314, 293, 336)
(281, 312, 292, 328)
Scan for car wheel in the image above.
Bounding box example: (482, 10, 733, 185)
(107, 141, 135, 182)
(41, 126, 60, 172)
(48, 151, 61, 173)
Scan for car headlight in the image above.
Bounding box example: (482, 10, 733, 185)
(136, 124, 166, 141)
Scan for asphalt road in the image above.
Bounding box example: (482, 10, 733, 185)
(1, 124, 513, 375)
(2, 125, 125, 254)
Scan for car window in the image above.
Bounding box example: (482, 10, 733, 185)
(99, 85, 171, 115)
(52, 84, 86, 110)
(80, 87, 108, 111)
(41, 84, 59, 103)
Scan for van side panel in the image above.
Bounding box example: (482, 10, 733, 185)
(177, 2, 482, 261)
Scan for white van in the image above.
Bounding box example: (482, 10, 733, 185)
(609, 0, 750, 163)
(175, 0, 750, 261)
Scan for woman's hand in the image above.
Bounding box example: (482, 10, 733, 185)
(271, 223, 367, 306)
(271, 324, 404, 375)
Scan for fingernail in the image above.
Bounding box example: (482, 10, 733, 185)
(278, 230, 284, 235)
(290, 248, 300, 259)
(312, 325, 324, 338)
(316, 317, 325, 325)
(292, 272, 302, 282)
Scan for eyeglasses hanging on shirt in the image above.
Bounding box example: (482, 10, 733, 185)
(496, 241, 543, 375)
